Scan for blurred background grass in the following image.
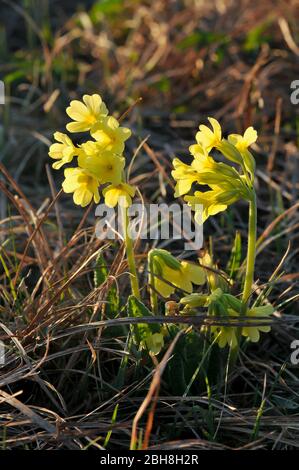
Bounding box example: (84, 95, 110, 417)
(1, 0, 299, 188)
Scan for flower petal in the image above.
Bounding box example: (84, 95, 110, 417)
(243, 126, 257, 146)
(181, 261, 205, 285)
(66, 100, 89, 121)
(73, 188, 92, 207)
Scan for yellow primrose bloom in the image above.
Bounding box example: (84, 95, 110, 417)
(103, 183, 136, 208)
(242, 305, 273, 342)
(62, 167, 100, 207)
(201, 252, 219, 291)
(228, 127, 257, 175)
(213, 325, 238, 349)
(48, 132, 78, 170)
(90, 116, 131, 154)
(143, 332, 164, 356)
(66, 94, 108, 133)
(195, 117, 222, 151)
(172, 142, 242, 199)
(191, 149, 239, 183)
(153, 252, 205, 298)
(185, 188, 229, 223)
(189, 141, 209, 159)
(171, 158, 199, 197)
(211, 308, 239, 348)
(78, 145, 125, 184)
(228, 127, 257, 151)
(190, 144, 214, 168)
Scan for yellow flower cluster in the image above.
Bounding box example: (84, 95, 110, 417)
(180, 289, 273, 347)
(49, 94, 135, 207)
(208, 290, 273, 348)
(172, 117, 257, 222)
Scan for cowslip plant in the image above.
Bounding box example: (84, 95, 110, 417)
(171, 117, 273, 359)
(49, 94, 140, 299)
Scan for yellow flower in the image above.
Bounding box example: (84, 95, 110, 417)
(152, 250, 205, 297)
(171, 158, 199, 197)
(172, 140, 244, 200)
(189, 142, 210, 163)
(143, 332, 164, 355)
(213, 325, 238, 349)
(210, 298, 272, 347)
(201, 252, 218, 291)
(66, 94, 108, 133)
(242, 305, 273, 342)
(211, 308, 239, 348)
(90, 116, 131, 154)
(228, 127, 257, 151)
(228, 127, 257, 175)
(191, 147, 239, 182)
(103, 183, 136, 208)
(185, 188, 229, 223)
(78, 144, 125, 184)
(172, 145, 218, 197)
(62, 167, 100, 207)
(195, 117, 222, 151)
(48, 132, 77, 169)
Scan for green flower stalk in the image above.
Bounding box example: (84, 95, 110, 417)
(148, 250, 159, 314)
(242, 191, 257, 305)
(229, 188, 257, 365)
(171, 117, 273, 358)
(120, 205, 140, 300)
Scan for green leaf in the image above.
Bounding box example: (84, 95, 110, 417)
(227, 231, 242, 280)
(94, 253, 108, 287)
(127, 295, 153, 318)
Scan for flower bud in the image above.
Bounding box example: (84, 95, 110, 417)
(180, 293, 209, 308)
(217, 140, 243, 165)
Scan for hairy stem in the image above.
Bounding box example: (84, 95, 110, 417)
(230, 191, 257, 366)
(121, 206, 140, 299)
(148, 251, 159, 314)
(242, 191, 257, 305)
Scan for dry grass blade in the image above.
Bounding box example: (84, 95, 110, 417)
(130, 329, 184, 450)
